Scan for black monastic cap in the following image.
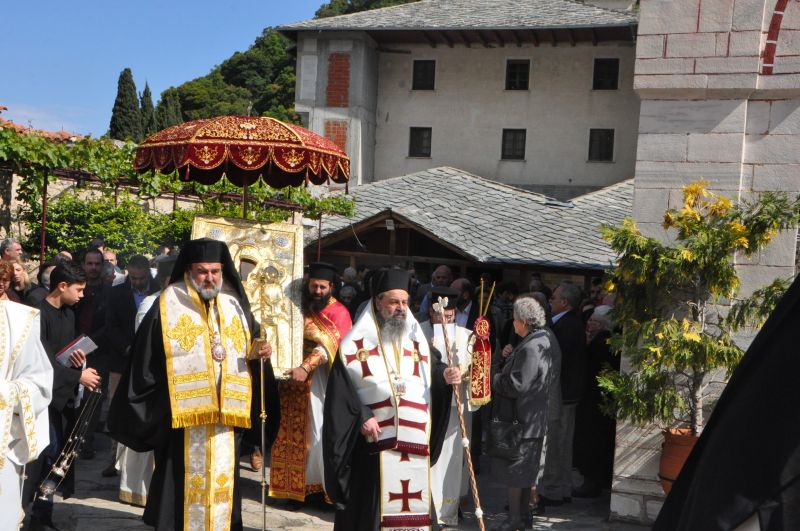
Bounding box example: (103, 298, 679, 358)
(371, 269, 411, 296)
(308, 262, 338, 282)
(429, 286, 459, 310)
(181, 238, 229, 264)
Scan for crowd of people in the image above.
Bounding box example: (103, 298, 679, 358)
(0, 235, 621, 531)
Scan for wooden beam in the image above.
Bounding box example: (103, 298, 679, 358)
(529, 30, 539, 47)
(475, 30, 490, 48)
(511, 30, 522, 47)
(591, 28, 598, 46)
(458, 30, 472, 48)
(422, 31, 438, 48)
(324, 250, 473, 268)
(567, 28, 576, 47)
(440, 31, 455, 48)
(492, 30, 506, 47)
(550, 29, 558, 47)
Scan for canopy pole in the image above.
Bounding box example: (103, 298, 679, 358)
(243, 184, 248, 219)
(39, 175, 48, 264)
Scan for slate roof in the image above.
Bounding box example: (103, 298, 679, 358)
(280, 0, 637, 32)
(312, 167, 633, 270)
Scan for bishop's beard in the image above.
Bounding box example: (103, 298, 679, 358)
(377, 311, 407, 345)
(190, 276, 222, 301)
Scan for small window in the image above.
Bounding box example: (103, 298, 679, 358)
(588, 129, 615, 161)
(505, 59, 530, 90)
(593, 58, 619, 90)
(409, 127, 432, 157)
(501, 129, 526, 160)
(412, 60, 436, 90)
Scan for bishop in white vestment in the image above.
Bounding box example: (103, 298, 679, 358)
(323, 269, 461, 531)
(0, 300, 53, 526)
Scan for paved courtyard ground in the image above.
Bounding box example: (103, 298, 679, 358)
(42, 434, 650, 530)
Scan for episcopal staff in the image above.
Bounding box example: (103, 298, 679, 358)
(108, 238, 279, 531)
(420, 286, 477, 528)
(323, 268, 460, 531)
(270, 262, 352, 505)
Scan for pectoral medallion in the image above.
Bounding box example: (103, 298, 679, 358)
(211, 333, 227, 362)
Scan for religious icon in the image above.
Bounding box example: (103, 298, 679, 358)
(191, 215, 304, 374)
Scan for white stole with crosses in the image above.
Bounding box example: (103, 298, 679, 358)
(338, 303, 433, 531)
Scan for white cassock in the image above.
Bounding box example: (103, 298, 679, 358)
(0, 300, 53, 526)
(421, 321, 476, 527)
(115, 293, 157, 506)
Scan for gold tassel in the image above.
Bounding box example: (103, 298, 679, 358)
(220, 411, 252, 429)
(171, 410, 219, 429)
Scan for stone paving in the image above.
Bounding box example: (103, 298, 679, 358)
(41, 434, 649, 531)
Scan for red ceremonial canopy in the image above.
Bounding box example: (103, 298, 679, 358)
(133, 116, 350, 187)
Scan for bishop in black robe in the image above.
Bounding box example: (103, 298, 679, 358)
(108, 239, 280, 531)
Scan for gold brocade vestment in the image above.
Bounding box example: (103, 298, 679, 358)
(269, 298, 351, 501)
(160, 280, 252, 531)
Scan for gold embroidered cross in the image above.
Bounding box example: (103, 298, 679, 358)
(167, 315, 205, 352)
(224, 319, 246, 353)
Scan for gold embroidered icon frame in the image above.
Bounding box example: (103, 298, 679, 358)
(191, 215, 304, 375)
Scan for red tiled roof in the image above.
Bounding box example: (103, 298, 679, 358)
(0, 111, 83, 142)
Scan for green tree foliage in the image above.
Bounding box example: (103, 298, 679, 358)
(154, 88, 183, 129)
(177, 70, 252, 120)
(0, 126, 354, 260)
(597, 181, 800, 435)
(140, 82, 158, 136)
(21, 192, 193, 261)
(109, 68, 143, 142)
(315, 0, 419, 18)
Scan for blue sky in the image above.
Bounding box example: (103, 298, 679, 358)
(1, 0, 321, 137)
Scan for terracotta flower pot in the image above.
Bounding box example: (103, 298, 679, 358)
(658, 428, 698, 495)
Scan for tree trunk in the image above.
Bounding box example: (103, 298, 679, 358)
(690, 372, 704, 436)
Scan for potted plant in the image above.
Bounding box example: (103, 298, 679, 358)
(597, 181, 797, 494)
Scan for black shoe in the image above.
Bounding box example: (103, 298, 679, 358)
(537, 494, 563, 507)
(572, 486, 602, 498)
(530, 503, 545, 516)
(283, 499, 304, 511)
(101, 463, 118, 477)
(26, 517, 59, 531)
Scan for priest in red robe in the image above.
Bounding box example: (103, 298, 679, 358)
(269, 262, 352, 504)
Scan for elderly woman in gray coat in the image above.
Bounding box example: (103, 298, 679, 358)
(490, 297, 559, 531)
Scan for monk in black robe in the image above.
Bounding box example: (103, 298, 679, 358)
(654, 275, 800, 531)
(323, 269, 458, 530)
(108, 239, 280, 531)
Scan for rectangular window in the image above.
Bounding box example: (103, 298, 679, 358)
(409, 127, 432, 157)
(505, 59, 530, 90)
(501, 129, 526, 160)
(593, 58, 619, 90)
(412, 60, 436, 90)
(588, 129, 615, 161)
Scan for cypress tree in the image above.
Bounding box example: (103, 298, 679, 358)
(109, 68, 143, 142)
(140, 82, 158, 136)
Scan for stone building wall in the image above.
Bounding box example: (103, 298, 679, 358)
(614, 0, 800, 523)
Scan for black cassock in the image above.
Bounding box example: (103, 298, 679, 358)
(108, 300, 280, 531)
(323, 347, 453, 531)
(654, 275, 800, 531)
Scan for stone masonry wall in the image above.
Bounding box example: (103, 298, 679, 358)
(615, 0, 800, 523)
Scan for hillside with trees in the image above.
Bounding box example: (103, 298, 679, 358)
(108, 0, 419, 140)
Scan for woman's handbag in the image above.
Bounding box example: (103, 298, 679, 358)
(487, 400, 523, 460)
